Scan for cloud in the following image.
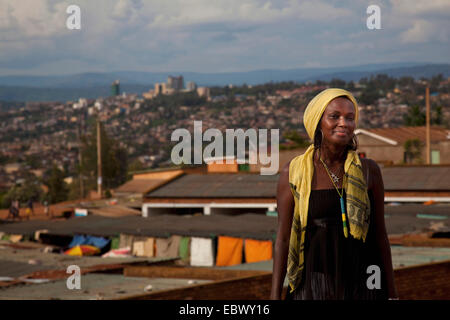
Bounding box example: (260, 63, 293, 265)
(391, 0, 450, 18)
(399, 19, 445, 43)
(0, 0, 68, 39)
(0, 0, 447, 75)
(389, 0, 450, 44)
(147, 0, 351, 29)
(112, 0, 143, 22)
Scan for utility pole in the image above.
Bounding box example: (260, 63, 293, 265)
(77, 119, 84, 199)
(97, 118, 103, 198)
(425, 86, 431, 165)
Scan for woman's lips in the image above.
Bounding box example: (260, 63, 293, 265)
(334, 131, 348, 137)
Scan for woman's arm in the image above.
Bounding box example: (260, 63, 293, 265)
(270, 161, 295, 300)
(369, 159, 399, 299)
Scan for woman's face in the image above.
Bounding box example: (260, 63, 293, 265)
(319, 97, 356, 147)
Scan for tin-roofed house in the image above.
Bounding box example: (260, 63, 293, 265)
(355, 126, 450, 165)
(142, 173, 278, 217)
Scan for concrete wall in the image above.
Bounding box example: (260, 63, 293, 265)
(357, 134, 402, 164)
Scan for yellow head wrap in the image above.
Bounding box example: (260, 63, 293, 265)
(303, 88, 359, 140)
(286, 88, 370, 293)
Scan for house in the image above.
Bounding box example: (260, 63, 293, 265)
(355, 126, 450, 164)
(142, 173, 278, 217)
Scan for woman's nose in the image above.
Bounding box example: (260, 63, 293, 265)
(338, 116, 348, 127)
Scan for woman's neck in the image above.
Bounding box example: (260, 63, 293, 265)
(317, 143, 347, 166)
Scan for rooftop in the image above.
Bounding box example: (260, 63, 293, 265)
(0, 274, 212, 300)
(145, 173, 278, 199)
(382, 166, 450, 191)
(362, 126, 450, 144)
(0, 213, 278, 240)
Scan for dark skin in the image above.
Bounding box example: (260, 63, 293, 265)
(270, 97, 398, 300)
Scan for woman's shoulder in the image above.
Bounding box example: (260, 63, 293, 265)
(360, 157, 377, 168)
(359, 157, 382, 190)
(360, 157, 381, 172)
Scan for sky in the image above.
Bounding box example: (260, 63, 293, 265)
(0, 0, 449, 76)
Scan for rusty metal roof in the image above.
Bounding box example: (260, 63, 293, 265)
(381, 166, 450, 190)
(115, 179, 168, 194)
(0, 213, 277, 240)
(145, 173, 278, 198)
(365, 126, 450, 144)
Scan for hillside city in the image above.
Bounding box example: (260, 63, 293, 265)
(0, 74, 449, 206)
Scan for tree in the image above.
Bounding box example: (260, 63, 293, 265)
(430, 74, 444, 91)
(359, 89, 380, 105)
(404, 105, 425, 126)
(2, 174, 43, 207)
(282, 130, 310, 149)
(44, 165, 69, 204)
(127, 159, 144, 180)
(433, 105, 443, 125)
(404, 139, 423, 164)
(80, 120, 128, 192)
(330, 78, 346, 88)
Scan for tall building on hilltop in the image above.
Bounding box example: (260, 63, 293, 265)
(197, 87, 210, 99)
(186, 81, 197, 91)
(167, 75, 184, 92)
(111, 80, 120, 96)
(154, 83, 167, 96)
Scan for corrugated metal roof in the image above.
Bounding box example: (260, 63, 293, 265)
(144, 167, 449, 200)
(146, 173, 278, 198)
(381, 166, 450, 190)
(1, 203, 449, 240)
(366, 126, 450, 144)
(0, 214, 277, 240)
(0, 260, 54, 278)
(88, 205, 141, 218)
(0, 274, 212, 300)
(115, 179, 167, 194)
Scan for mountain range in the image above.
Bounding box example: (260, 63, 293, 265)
(0, 62, 448, 102)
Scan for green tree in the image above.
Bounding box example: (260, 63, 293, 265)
(127, 159, 145, 180)
(430, 74, 444, 91)
(2, 174, 43, 207)
(282, 130, 310, 149)
(44, 165, 69, 204)
(404, 105, 426, 126)
(329, 78, 346, 88)
(404, 139, 423, 164)
(24, 154, 41, 169)
(433, 105, 443, 125)
(80, 120, 128, 192)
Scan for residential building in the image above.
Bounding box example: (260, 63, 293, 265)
(355, 126, 450, 164)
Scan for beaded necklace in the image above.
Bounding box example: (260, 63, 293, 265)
(318, 152, 349, 238)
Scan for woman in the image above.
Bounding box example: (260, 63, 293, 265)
(270, 88, 398, 300)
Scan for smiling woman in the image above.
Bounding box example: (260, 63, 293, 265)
(313, 96, 357, 151)
(271, 88, 398, 300)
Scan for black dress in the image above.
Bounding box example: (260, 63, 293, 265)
(286, 188, 388, 300)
